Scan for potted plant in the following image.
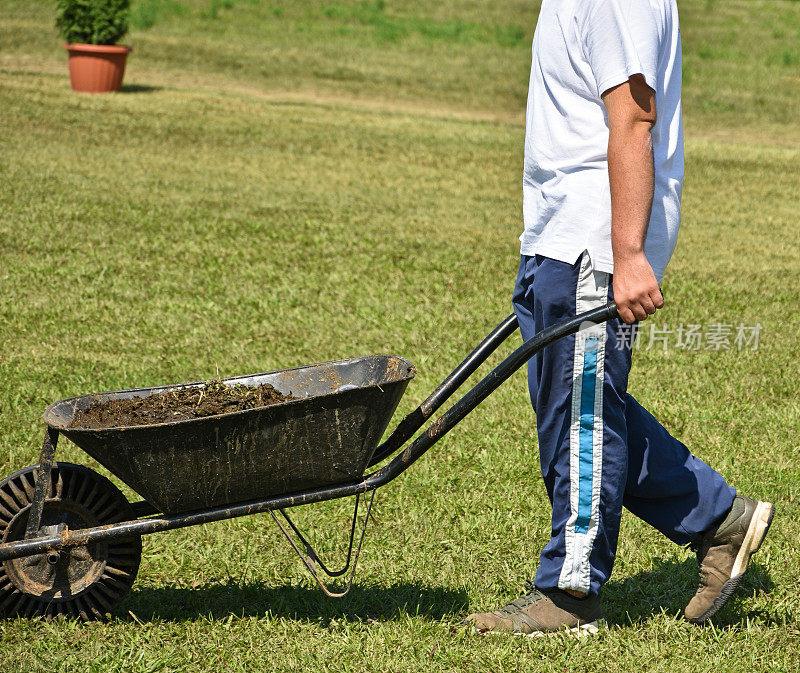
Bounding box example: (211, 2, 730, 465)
(56, 0, 132, 93)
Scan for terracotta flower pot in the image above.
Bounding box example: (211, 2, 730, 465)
(65, 43, 132, 93)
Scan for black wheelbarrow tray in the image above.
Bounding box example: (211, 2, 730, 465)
(0, 302, 618, 619)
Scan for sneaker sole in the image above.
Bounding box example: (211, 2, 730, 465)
(690, 500, 775, 623)
(471, 619, 605, 638)
(522, 619, 605, 638)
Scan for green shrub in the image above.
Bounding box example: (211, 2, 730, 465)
(55, 0, 130, 45)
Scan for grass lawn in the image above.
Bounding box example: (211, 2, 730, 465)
(1, 1, 799, 670)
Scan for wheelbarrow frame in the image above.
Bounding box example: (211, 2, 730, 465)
(0, 301, 619, 593)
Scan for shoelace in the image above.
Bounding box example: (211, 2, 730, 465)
(496, 583, 548, 616)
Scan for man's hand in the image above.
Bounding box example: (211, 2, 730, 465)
(602, 75, 663, 324)
(612, 251, 663, 324)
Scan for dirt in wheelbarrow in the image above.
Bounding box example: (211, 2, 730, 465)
(68, 380, 297, 429)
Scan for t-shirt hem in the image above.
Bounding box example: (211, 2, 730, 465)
(519, 243, 582, 268)
(519, 243, 615, 276)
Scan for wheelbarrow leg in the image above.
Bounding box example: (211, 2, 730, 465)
(269, 491, 376, 598)
(24, 428, 58, 540)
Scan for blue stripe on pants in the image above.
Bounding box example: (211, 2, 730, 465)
(576, 336, 598, 535)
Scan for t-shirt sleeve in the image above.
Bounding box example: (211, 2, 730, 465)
(581, 0, 661, 97)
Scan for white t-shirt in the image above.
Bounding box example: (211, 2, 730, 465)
(520, 0, 684, 282)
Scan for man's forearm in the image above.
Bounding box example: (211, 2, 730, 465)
(608, 123, 654, 262)
(601, 76, 662, 323)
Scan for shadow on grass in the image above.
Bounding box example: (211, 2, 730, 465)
(120, 84, 164, 93)
(122, 581, 468, 624)
(603, 556, 783, 627)
(120, 560, 782, 627)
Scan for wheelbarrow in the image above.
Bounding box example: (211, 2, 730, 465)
(0, 302, 619, 620)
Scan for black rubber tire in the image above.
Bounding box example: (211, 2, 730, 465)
(0, 462, 142, 620)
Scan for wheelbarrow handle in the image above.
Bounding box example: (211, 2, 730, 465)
(365, 300, 619, 489)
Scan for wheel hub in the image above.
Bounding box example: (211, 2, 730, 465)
(3, 502, 107, 599)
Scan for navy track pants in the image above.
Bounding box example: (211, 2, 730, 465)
(512, 253, 736, 596)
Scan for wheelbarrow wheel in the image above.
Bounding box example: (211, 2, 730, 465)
(0, 462, 142, 620)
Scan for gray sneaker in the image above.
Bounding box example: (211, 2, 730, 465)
(464, 586, 603, 636)
(685, 495, 775, 623)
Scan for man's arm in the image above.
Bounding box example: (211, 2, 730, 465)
(601, 74, 664, 324)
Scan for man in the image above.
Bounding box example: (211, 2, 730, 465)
(466, 0, 774, 635)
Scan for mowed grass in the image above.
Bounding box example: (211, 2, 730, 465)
(1, 1, 799, 671)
